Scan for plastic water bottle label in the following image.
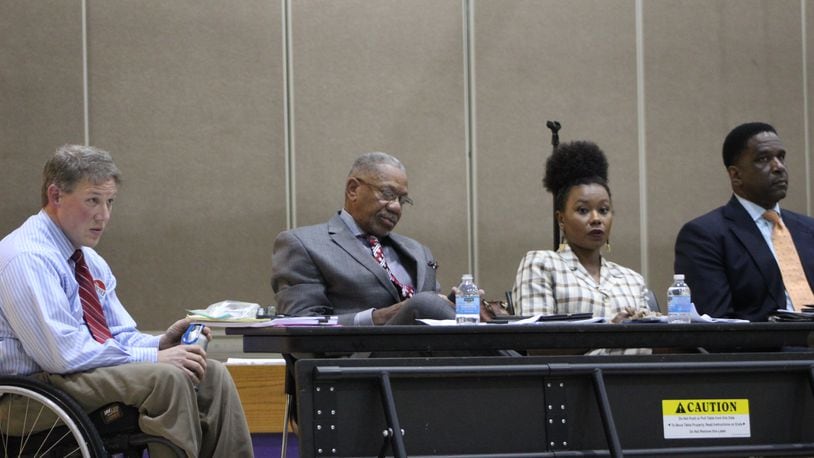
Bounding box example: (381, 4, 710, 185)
(669, 296, 691, 314)
(182, 323, 208, 350)
(456, 296, 480, 315)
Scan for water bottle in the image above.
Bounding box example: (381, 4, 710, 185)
(455, 274, 480, 324)
(667, 274, 692, 323)
(182, 323, 208, 350)
(181, 323, 208, 391)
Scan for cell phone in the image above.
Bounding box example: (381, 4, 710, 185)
(182, 323, 208, 350)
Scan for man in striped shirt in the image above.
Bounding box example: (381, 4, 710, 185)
(0, 145, 253, 457)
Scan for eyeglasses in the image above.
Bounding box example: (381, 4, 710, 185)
(354, 177, 414, 207)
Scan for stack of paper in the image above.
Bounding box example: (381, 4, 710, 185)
(187, 315, 339, 328)
(418, 315, 604, 326)
(769, 309, 814, 322)
(267, 316, 339, 327)
(186, 315, 270, 326)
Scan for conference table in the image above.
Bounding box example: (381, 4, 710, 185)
(227, 322, 814, 457)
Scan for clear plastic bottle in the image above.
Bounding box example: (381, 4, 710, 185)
(455, 274, 480, 324)
(182, 323, 208, 350)
(667, 274, 692, 323)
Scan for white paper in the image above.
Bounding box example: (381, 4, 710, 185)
(689, 303, 749, 323)
(417, 319, 459, 326)
(267, 316, 339, 326)
(225, 357, 286, 365)
(512, 314, 605, 325)
(417, 316, 604, 326)
(191, 315, 338, 327)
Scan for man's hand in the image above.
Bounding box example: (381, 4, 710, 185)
(371, 294, 455, 325)
(158, 345, 208, 384)
(159, 318, 212, 350)
(371, 301, 404, 325)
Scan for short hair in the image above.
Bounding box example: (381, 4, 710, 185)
(348, 152, 406, 179)
(543, 140, 610, 212)
(41, 145, 121, 207)
(722, 122, 777, 167)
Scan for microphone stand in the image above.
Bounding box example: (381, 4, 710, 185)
(546, 120, 561, 251)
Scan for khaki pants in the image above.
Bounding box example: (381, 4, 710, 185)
(0, 361, 253, 458)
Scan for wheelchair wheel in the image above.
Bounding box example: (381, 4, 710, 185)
(0, 376, 107, 457)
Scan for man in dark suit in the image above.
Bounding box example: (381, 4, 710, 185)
(271, 152, 455, 325)
(674, 122, 814, 321)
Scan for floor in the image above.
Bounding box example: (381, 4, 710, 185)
(211, 331, 297, 456)
(252, 433, 299, 457)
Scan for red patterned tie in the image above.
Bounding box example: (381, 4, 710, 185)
(71, 250, 113, 343)
(367, 236, 415, 300)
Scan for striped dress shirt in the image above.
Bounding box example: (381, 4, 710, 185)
(512, 245, 651, 319)
(0, 210, 159, 376)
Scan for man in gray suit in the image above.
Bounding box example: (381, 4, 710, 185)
(271, 152, 455, 325)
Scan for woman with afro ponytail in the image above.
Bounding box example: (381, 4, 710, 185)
(511, 141, 654, 354)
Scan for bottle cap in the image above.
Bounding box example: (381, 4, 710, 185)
(673, 274, 685, 281)
(461, 274, 473, 281)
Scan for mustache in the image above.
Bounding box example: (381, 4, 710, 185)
(379, 211, 399, 223)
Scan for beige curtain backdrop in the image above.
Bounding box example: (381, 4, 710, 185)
(1, 0, 812, 329)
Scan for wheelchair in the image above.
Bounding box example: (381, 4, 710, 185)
(0, 375, 185, 457)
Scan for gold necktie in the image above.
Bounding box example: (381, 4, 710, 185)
(763, 210, 814, 311)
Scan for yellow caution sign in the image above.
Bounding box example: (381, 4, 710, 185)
(662, 399, 750, 439)
(662, 399, 750, 416)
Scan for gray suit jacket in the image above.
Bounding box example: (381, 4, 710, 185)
(271, 212, 441, 325)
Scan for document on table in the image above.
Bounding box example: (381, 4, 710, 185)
(225, 357, 286, 365)
(417, 304, 751, 326)
(627, 304, 749, 323)
(770, 309, 814, 321)
(188, 315, 339, 327)
(418, 315, 604, 326)
(689, 304, 749, 323)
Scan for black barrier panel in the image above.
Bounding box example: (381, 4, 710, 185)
(295, 354, 814, 457)
(566, 370, 814, 450)
(301, 375, 548, 455)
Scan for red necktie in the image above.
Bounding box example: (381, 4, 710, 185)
(763, 210, 814, 311)
(367, 236, 415, 300)
(71, 250, 113, 343)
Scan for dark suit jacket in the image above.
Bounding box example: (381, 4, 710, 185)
(271, 212, 440, 325)
(674, 195, 814, 321)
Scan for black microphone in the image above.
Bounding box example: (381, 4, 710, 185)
(546, 120, 561, 147)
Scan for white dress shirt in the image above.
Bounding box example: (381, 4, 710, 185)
(0, 210, 159, 376)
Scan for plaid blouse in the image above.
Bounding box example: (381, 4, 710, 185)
(512, 245, 651, 320)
